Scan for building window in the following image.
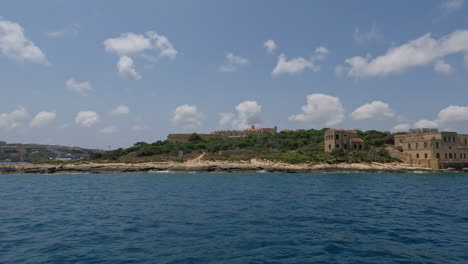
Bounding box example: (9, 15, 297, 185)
(453, 137, 456, 142)
(445, 153, 448, 159)
(444, 137, 447, 142)
(336, 144, 340, 148)
(329, 145, 331, 150)
(465, 139, 467, 145)
(344, 144, 347, 150)
(416, 143, 419, 149)
(359, 144, 362, 150)
(354, 144, 357, 149)
(436, 153, 440, 159)
(436, 142, 439, 149)
(408, 143, 411, 149)
(416, 153, 420, 159)
(336, 135, 339, 140)
(424, 143, 427, 148)
(465, 153, 467, 159)
(425, 153, 428, 159)
(449, 153, 453, 159)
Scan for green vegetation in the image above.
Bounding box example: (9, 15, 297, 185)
(89, 129, 403, 164)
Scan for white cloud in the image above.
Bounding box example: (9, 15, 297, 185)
(393, 123, 411, 132)
(440, 0, 464, 14)
(117, 56, 141, 80)
(414, 119, 439, 129)
(264, 40, 277, 53)
(351, 101, 395, 120)
(272, 54, 318, 76)
(104, 32, 152, 55)
(436, 105, 468, 128)
(146, 31, 178, 59)
(354, 24, 381, 44)
(45, 24, 79, 38)
(59, 124, 70, 129)
(75, 111, 100, 127)
(172, 104, 203, 129)
(434, 60, 453, 75)
(314, 46, 329, 60)
(219, 53, 249, 72)
(289, 94, 345, 127)
(218, 101, 263, 130)
(343, 29, 468, 78)
(272, 47, 328, 77)
(111, 105, 129, 115)
(100, 125, 117, 134)
(0, 19, 48, 64)
(30, 111, 56, 128)
(104, 31, 177, 79)
(218, 112, 235, 127)
(0, 106, 28, 129)
(65, 78, 92, 95)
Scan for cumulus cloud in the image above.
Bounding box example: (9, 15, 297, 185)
(264, 40, 277, 53)
(440, 0, 464, 14)
(104, 31, 177, 79)
(0, 106, 28, 129)
(272, 47, 329, 76)
(414, 119, 439, 129)
(30, 111, 56, 128)
(218, 101, 263, 130)
(111, 105, 129, 115)
(341, 29, 468, 78)
(172, 104, 203, 129)
(219, 53, 249, 72)
(353, 24, 381, 44)
(0, 19, 48, 64)
(75, 111, 100, 127)
(100, 125, 117, 134)
(289, 94, 345, 127)
(434, 60, 453, 75)
(436, 105, 468, 128)
(393, 123, 411, 132)
(117, 56, 141, 80)
(351, 101, 395, 120)
(65, 78, 92, 95)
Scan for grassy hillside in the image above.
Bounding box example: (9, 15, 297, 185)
(90, 129, 403, 164)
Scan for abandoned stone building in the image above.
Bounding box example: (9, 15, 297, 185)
(394, 128, 468, 169)
(167, 125, 278, 142)
(324, 129, 364, 153)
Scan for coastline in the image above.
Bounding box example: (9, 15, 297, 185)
(0, 159, 447, 174)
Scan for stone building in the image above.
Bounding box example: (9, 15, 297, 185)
(394, 129, 468, 169)
(324, 129, 364, 153)
(167, 126, 278, 142)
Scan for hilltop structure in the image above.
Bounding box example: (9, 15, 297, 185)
(393, 128, 468, 169)
(167, 125, 278, 143)
(324, 129, 364, 153)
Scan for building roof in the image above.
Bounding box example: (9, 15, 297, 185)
(349, 138, 364, 142)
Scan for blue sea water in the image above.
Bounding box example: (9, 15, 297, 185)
(0, 173, 467, 264)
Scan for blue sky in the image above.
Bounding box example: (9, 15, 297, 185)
(1, 0, 468, 149)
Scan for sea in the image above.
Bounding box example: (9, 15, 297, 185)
(0, 173, 467, 264)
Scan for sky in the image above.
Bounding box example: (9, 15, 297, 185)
(1, 0, 468, 149)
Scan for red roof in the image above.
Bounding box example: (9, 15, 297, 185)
(350, 138, 364, 142)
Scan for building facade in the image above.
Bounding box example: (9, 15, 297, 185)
(394, 129, 468, 169)
(324, 129, 364, 153)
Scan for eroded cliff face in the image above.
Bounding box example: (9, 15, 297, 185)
(0, 160, 439, 174)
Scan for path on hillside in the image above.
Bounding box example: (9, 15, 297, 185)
(186, 152, 206, 164)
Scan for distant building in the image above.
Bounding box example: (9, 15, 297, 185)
(393, 129, 468, 169)
(167, 125, 278, 142)
(324, 129, 364, 153)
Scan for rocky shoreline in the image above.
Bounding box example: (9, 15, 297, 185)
(0, 159, 448, 174)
